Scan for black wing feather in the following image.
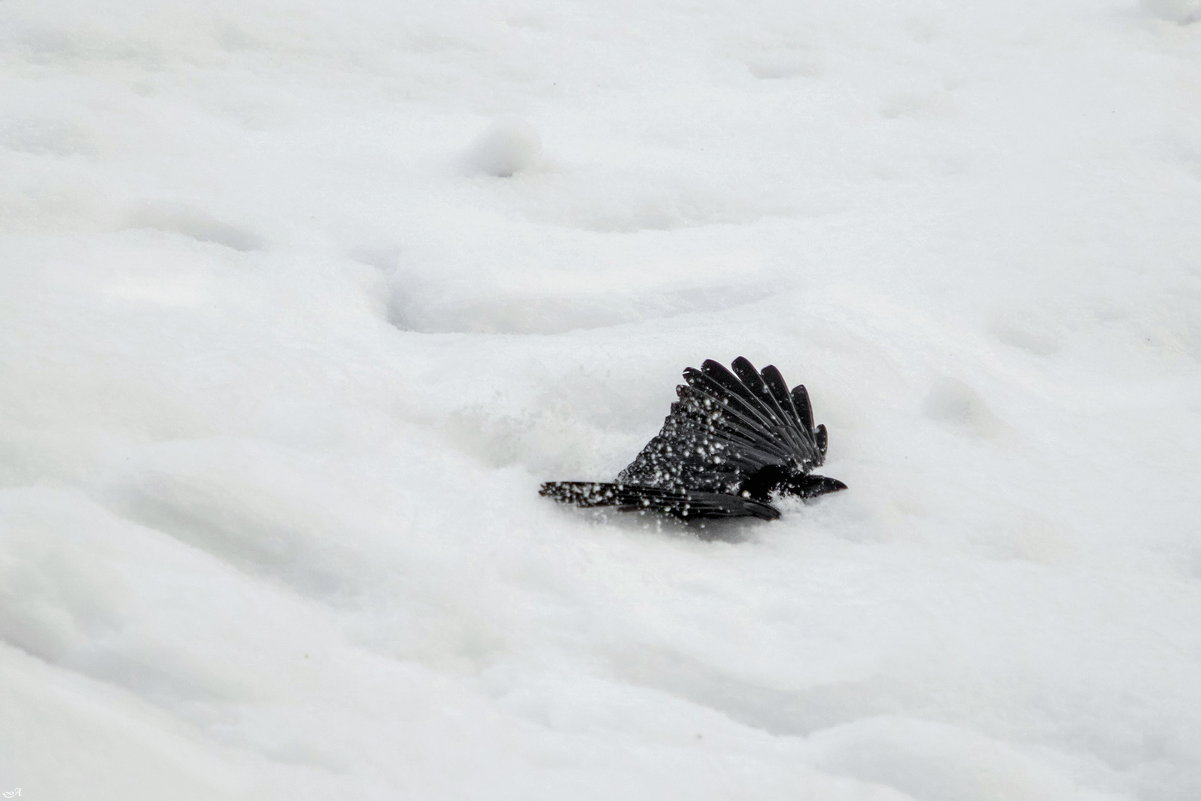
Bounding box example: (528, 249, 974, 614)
(540, 481, 780, 521)
(619, 357, 828, 493)
(755, 362, 821, 465)
(791, 384, 815, 435)
(674, 385, 790, 465)
(724, 357, 821, 469)
(678, 376, 793, 462)
(699, 360, 783, 434)
(544, 358, 840, 523)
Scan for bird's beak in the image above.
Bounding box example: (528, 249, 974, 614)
(784, 474, 848, 499)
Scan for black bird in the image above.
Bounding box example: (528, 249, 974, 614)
(540, 357, 846, 522)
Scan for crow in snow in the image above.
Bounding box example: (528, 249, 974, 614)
(540, 357, 846, 522)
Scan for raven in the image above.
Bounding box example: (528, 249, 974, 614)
(540, 357, 846, 522)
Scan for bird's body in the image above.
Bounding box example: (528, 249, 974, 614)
(540, 357, 846, 522)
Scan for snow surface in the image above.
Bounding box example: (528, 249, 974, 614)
(2, 0, 1201, 799)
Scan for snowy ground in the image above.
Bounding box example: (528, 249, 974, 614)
(3, 0, 1201, 799)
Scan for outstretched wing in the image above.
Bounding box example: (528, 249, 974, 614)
(539, 481, 780, 521)
(617, 357, 827, 494)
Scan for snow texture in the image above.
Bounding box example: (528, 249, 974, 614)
(467, 118, 544, 177)
(2, 0, 1200, 799)
(1141, 0, 1201, 23)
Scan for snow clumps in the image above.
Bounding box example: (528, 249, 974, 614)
(466, 117, 543, 177)
(1141, 0, 1200, 22)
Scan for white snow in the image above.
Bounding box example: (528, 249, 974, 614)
(1141, 0, 1201, 23)
(466, 118, 544, 177)
(2, 0, 1200, 799)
